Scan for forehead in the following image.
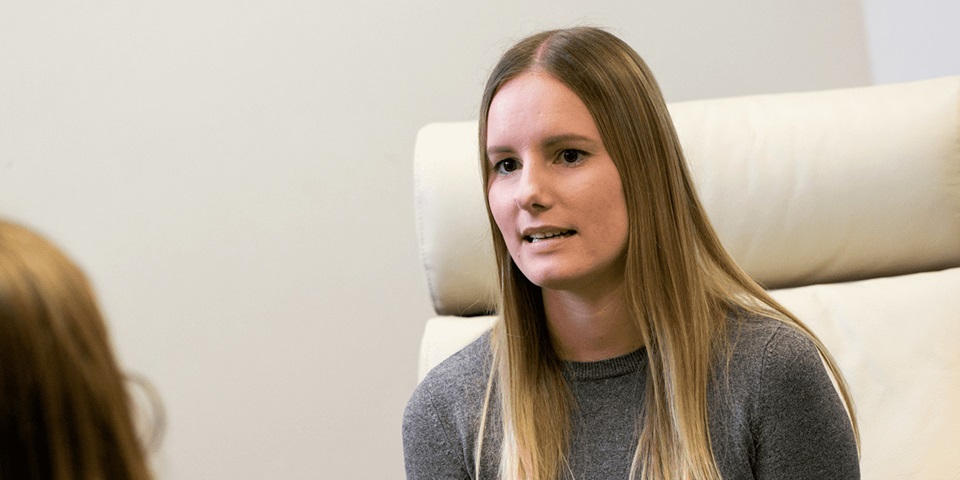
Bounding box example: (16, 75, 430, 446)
(486, 72, 601, 147)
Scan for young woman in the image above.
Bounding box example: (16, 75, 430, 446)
(0, 220, 160, 480)
(404, 27, 859, 479)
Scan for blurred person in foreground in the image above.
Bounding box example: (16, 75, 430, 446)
(0, 219, 162, 480)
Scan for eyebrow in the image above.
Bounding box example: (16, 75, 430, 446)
(486, 134, 598, 156)
(543, 134, 596, 149)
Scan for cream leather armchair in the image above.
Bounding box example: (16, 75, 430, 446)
(413, 77, 960, 479)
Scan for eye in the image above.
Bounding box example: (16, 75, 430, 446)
(493, 158, 519, 175)
(559, 149, 586, 164)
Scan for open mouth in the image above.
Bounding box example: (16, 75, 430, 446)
(524, 230, 576, 243)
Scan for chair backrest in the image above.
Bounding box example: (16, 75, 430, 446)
(413, 76, 960, 479)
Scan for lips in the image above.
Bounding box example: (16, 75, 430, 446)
(523, 229, 576, 243)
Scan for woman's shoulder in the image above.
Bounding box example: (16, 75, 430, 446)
(418, 331, 493, 395)
(711, 311, 859, 477)
(404, 331, 494, 426)
(719, 313, 860, 477)
(728, 312, 840, 406)
(716, 312, 832, 414)
(402, 331, 494, 477)
(726, 312, 820, 368)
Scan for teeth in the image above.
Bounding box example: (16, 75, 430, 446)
(527, 230, 572, 242)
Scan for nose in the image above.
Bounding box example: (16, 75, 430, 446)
(515, 158, 551, 212)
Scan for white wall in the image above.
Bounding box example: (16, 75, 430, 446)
(0, 1, 870, 479)
(861, 0, 960, 84)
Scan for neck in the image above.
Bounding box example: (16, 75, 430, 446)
(542, 281, 643, 362)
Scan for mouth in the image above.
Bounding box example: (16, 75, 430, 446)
(523, 229, 576, 243)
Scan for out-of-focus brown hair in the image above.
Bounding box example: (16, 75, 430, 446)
(0, 219, 154, 480)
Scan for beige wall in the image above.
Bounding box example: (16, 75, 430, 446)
(0, 1, 870, 479)
(862, 0, 960, 83)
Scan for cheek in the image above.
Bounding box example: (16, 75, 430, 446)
(487, 185, 516, 237)
(611, 193, 630, 250)
(591, 178, 629, 244)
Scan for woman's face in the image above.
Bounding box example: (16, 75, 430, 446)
(486, 72, 629, 294)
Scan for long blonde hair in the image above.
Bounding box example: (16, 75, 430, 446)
(476, 27, 858, 480)
(0, 220, 156, 480)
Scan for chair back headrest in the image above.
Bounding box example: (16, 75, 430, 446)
(414, 77, 960, 316)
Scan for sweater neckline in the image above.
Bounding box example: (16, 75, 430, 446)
(562, 347, 647, 381)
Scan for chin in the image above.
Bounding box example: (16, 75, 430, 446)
(519, 268, 583, 290)
(516, 261, 625, 294)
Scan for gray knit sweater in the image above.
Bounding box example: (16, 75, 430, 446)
(402, 315, 859, 479)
